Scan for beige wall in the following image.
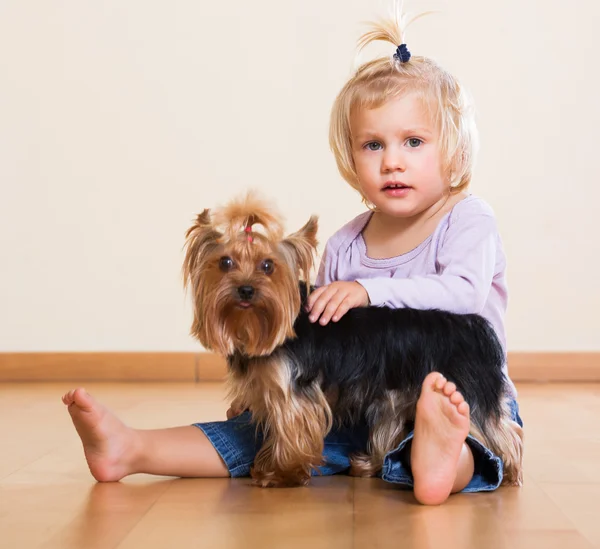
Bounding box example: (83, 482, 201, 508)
(1, 0, 598, 352)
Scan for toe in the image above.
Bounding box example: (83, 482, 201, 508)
(442, 381, 456, 397)
(457, 401, 470, 417)
(426, 372, 446, 391)
(73, 388, 93, 410)
(449, 391, 464, 405)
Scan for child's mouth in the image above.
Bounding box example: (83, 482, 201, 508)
(382, 183, 411, 196)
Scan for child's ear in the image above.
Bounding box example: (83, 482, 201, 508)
(182, 209, 223, 289)
(280, 216, 319, 284)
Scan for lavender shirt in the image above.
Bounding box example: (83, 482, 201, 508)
(315, 195, 515, 394)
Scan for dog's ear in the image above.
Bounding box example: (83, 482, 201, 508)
(182, 209, 223, 290)
(280, 215, 319, 284)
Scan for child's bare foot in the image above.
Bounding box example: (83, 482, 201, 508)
(62, 388, 141, 482)
(411, 372, 471, 505)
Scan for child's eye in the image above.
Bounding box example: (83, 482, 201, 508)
(406, 138, 423, 148)
(364, 142, 382, 151)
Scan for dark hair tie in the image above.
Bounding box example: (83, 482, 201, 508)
(394, 43, 411, 63)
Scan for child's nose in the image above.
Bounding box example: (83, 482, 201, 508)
(382, 149, 406, 172)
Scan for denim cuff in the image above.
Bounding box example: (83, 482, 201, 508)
(380, 432, 503, 493)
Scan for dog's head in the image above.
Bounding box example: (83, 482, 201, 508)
(183, 193, 318, 357)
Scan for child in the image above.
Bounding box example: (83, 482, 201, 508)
(62, 3, 523, 505)
(303, 3, 523, 503)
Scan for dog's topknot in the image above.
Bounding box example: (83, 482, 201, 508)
(211, 191, 285, 244)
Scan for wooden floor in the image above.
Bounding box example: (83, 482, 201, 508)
(1, 382, 600, 549)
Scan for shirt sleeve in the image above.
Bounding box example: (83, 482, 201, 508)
(356, 213, 499, 314)
(315, 239, 337, 287)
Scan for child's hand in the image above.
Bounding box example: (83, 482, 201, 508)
(306, 281, 369, 325)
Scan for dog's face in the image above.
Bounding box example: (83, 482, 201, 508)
(183, 197, 318, 357)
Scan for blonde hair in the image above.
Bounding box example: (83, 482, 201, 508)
(329, 1, 478, 196)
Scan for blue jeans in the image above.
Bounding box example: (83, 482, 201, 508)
(194, 400, 523, 492)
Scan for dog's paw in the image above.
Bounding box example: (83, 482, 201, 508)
(250, 466, 310, 488)
(349, 453, 381, 477)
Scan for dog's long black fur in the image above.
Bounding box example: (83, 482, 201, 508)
(232, 282, 508, 434)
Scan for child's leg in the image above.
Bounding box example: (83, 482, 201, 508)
(62, 388, 229, 482)
(409, 372, 474, 505)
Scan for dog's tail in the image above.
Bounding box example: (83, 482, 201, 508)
(212, 190, 285, 243)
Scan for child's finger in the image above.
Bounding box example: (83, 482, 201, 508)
(309, 287, 337, 322)
(319, 293, 347, 325)
(306, 286, 326, 311)
(331, 299, 351, 322)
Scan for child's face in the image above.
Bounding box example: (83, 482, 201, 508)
(351, 93, 449, 218)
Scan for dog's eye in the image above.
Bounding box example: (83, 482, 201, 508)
(219, 257, 234, 272)
(260, 259, 274, 275)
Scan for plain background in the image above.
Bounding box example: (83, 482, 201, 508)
(1, 0, 598, 352)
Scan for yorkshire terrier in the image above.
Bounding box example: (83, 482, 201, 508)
(183, 194, 524, 488)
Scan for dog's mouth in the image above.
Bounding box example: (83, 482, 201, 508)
(236, 301, 252, 309)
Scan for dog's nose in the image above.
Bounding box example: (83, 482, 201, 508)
(237, 285, 255, 301)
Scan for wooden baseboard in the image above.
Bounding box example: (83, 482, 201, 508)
(0, 352, 226, 382)
(506, 352, 600, 382)
(0, 352, 599, 383)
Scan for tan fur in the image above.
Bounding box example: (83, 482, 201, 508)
(468, 398, 524, 486)
(228, 355, 332, 487)
(279, 216, 319, 292)
(350, 390, 412, 477)
(211, 191, 285, 244)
